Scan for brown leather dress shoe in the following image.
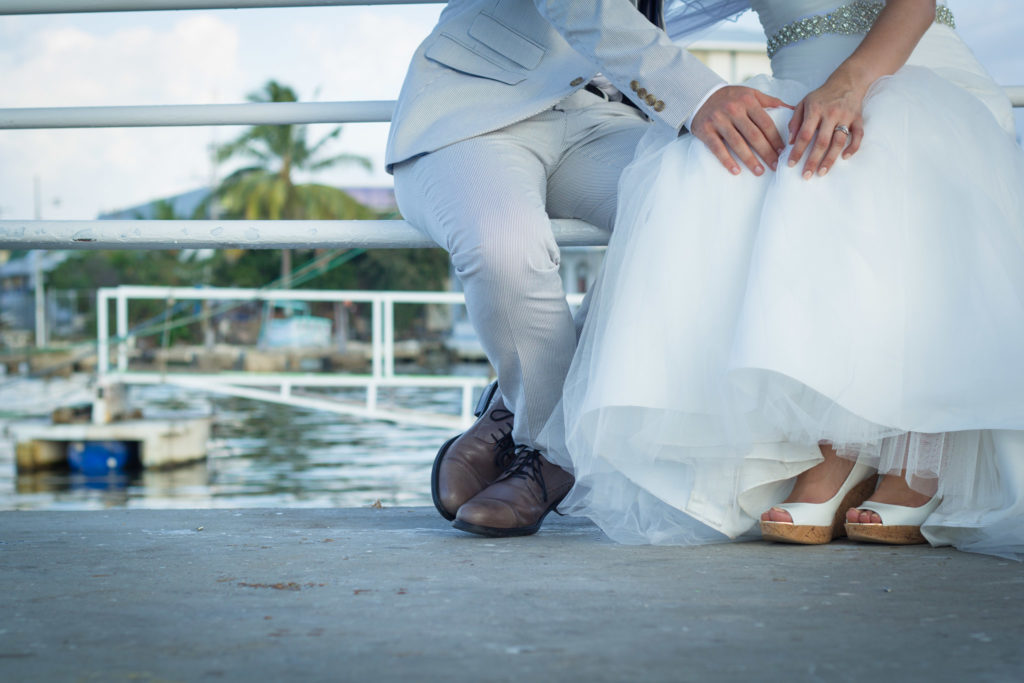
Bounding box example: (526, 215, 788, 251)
(431, 381, 516, 521)
(452, 448, 574, 537)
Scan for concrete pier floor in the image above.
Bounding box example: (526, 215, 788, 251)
(1, 508, 1021, 682)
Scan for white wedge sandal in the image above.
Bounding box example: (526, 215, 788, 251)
(845, 496, 942, 545)
(760, 461, 878, 545)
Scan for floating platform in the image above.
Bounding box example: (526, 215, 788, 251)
(9, 416, 211, 472)
(0, 507, 1021, 682)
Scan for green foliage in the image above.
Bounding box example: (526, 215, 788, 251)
(207, 249, 281, 289)
(48, 250, 206, 344)
(201, 79, 372, 223)
(48, 251, 200, 291)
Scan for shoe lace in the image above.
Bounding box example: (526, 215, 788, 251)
(487, 408, 516, 470)
(488, 407, 514, 429)
(492, 432, 516, 471)
(502, 447, 548, 502)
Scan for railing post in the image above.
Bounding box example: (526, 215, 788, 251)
(461, 383, 474, 426)
(384, 297, 395, 379)
(371, 297, 382, 378)
(369, 297, 382, 414)
(116, 289, 129, 372)
(367, 382, 377, 412)
(97, 288, 110, 377)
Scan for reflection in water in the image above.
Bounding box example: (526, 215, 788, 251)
(1, 375, 482, 510)
(14, 462, 210, 508)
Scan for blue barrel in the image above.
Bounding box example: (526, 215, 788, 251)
(67, 441, 135, 475)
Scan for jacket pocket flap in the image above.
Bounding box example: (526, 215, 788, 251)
(468, 13, 545, 70)
(425, 34, 526, 85)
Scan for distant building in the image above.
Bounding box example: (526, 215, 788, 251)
(343, 187, 398, 213)
(99, 188, 212, 220)
(689, 26, 772, 84)
(0, 251, 71, 338)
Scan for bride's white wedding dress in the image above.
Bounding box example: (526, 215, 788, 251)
(550, 0, 1024, 559)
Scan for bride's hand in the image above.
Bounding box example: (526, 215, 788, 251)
(787, 73, 867, 179)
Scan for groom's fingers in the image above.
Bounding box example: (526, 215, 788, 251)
(788, 109, 820, 168)
(788, 100, 806, 146)
(734, 116, 777, 172)
(691, 86, 791, 175)
(746, 106, 786, 169)
(753, 91, 793, 154)
(697, 129, 743, 175)
(720, 123, 763, 175)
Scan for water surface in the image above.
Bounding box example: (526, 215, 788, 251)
(0, 377, 476, 510)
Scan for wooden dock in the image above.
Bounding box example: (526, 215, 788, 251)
(9, 417, 211, 472)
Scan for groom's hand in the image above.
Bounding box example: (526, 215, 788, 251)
(689, 86, 792, 176)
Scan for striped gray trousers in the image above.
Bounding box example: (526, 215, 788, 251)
(394, 89, 649, 452)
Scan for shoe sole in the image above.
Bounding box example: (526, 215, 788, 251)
(452, 505, 557, 536)
(451, 495, 565, 538)
(430, 435, 460, 521)
(451, 516, 545, 538)
(845, 523, 927, 545)
(760, 475, 878, 545)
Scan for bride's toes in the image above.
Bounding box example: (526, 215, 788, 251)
(762, 507, 794, 523)
(846, 507, 880, 524)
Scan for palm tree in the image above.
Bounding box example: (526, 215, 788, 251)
(205, 80, 374, 286)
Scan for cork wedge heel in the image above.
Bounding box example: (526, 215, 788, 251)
(845, 497, 941, 545)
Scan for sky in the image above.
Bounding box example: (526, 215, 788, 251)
(0, 1, 1020, 221)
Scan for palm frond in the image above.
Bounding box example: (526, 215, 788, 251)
(308, 152, 372, 172)
(304, 126, 343, 163)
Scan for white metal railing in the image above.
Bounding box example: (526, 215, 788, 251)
(0, 101, 394, 129)
(2, 218, 609, 250)
(0, 0, 438, 13)
(97, 285, 585, 428)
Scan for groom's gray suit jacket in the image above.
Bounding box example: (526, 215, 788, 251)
(385, 0, 725, 172)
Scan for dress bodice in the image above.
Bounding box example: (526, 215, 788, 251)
(747, 0, 978, 107)
(751, 0, 854, 37)
(750, 1, 953, 48)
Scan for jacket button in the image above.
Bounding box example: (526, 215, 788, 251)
(637, 87, 648, 98)
(645, 94, 656, 106)
(653, 100, 665, 112)
(570, 77, 584, 86)
(630, 80, 640, 92)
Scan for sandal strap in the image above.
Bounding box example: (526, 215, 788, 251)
(856, 496, 941, 526)
(770, 501, 835, 527)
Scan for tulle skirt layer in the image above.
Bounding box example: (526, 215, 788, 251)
(551, 33, 1024, 559)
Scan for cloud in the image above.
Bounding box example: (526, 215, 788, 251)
(3, 15, 240, 107)
(286, 8, 434, 100)
(0, 13, 242, 219)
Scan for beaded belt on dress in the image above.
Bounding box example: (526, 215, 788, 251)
(766, 2, 956, 58)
